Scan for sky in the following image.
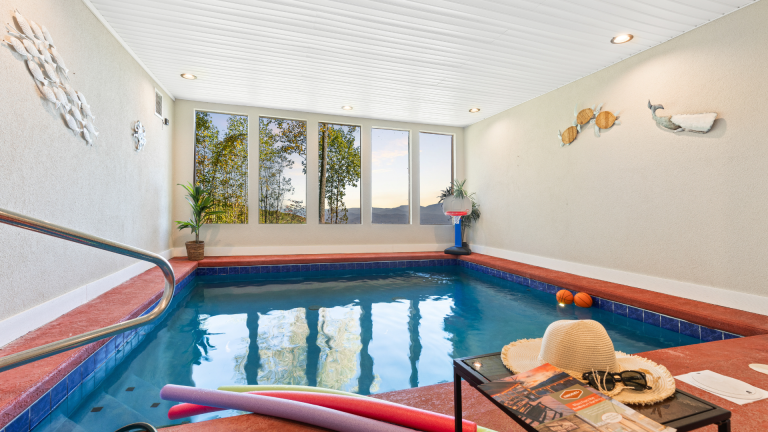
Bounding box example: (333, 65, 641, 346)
(372, 128, 409, 209)
(419, 133, 453, 207)
(207, 113, 452, 211)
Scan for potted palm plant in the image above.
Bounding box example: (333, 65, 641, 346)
(176, 183, 222, 261)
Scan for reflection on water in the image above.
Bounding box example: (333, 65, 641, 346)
(316, 306, 362, 392)
(256, 308, 309, 385)
(36, 268, 703, 431)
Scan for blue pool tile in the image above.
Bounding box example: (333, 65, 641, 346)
(29, 393, 50, 429)
(95, 363, 106, 387)
(354, 263, 364, 269)
(426, 260, 436, 267)
(643, 311, 661, 327)
(280, 265, 291, 272)
(599, 299, 614, 312)
(81, 373, 94, 397)
(407, 261, 417, 268)
(50, 379, 67, 409)
(613, 303, 628, 317)
(299, 264, 310, 272)
(503, 272, 513, 281)
(115, 332, 124, 349)
(82, 355, 95, 378)
(94, 346, 106, 367)
(545, 284, 559, 294)
(660, 316, 680, 332)
(228, 267, 238, 274)
(310, 264, 320, 272)
(724, 332, 741, 340)
(105, 354, 117, 376)
(627, 306, 644, 322)
(701, 327, 724, 342)
(680, 321, 701, 339)
(67, 366, 82, 395)
(397, 261, 406, 268)
(6, 409, 29, 432)
(591, 297, 600, 308)
(362, 262, 371, 269)
(520, 277, 531, 287)
(237, 267, 247, 274)
(250, 266, 262, 274)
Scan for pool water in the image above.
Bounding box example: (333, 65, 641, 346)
(32, 266, 701, 431)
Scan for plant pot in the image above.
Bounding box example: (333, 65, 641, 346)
(185, 241, 205, 261)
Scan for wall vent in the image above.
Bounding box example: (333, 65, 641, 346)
(155, 89, 163, 118)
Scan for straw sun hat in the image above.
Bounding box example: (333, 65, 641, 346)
(501, 320, 675, 405)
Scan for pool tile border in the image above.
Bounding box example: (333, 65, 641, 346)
(4, 272, 196, 432)
(456, 260, 742, 341)
(194, 258, 458, 277)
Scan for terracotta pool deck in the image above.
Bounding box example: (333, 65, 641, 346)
(1, 252, 766, 431)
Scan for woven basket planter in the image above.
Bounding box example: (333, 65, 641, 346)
(185, 241, 205, 261)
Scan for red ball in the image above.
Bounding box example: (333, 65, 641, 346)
(574, 292, 593, 308)
(556, 289, 573, 305)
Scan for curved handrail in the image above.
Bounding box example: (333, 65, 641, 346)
(0, 208, 176, 373)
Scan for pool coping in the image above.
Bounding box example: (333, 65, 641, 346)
(1, 251, 766, 431)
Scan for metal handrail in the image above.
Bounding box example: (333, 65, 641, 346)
(0, 208, 175, 373)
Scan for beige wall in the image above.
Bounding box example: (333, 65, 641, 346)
(464, 1, 768, 308)
(172, 100, 462, 253)
(0, 0, 174, 321)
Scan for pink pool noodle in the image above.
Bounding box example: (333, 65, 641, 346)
(167, 390, 478, 432)
(160, 385, 415, 432)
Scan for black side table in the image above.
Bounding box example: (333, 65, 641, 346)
(453, 353, 731, 432)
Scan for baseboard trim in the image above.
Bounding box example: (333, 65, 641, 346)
(471, 245, 768, 316)
(0, 249, 172, 348)
(171, 243, 446, 257)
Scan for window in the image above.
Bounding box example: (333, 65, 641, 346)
(259, 117, 307, 224)
(419, 132, 453, 225)
(194, 111, 248, 224)
(318, 123, 361, 224)
(371, 129, 410, 224)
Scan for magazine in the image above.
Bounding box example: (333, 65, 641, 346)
(477, 363, 676, 432)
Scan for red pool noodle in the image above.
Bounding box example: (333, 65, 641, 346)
(168, 390, 477, 432)
(160, 385, 414, 432)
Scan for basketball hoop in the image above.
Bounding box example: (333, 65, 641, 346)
(442, 196, 472, 255)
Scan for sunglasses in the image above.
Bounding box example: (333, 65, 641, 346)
(581, 370, 652, 392)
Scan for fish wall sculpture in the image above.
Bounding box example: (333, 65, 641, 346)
(3, 10, 97, 145)
(648, 101, 717, 133)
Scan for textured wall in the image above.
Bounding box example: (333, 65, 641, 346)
(464, 1, 768, 299)
(171, 100, 462, 252)
(0, 0, 173, 320)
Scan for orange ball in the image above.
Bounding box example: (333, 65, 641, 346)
(574, 292, 593, 308)
(556, 290, 573, 305)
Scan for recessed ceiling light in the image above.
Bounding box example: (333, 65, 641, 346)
(342, 106, 353, 110)
(469, 107, 481, 113)
(180, 73, 197, 80)
(611, 34, 633, 44)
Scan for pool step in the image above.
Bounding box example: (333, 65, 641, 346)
(67, 393, 149, 431)
(101, 373, 175, 426)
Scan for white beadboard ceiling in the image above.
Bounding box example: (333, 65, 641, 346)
(85, 0, 757, 127)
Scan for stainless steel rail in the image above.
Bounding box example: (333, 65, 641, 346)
(0, 208, 175, 373)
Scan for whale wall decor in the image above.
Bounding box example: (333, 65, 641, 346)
(648, 101, 717, 134)
(3, 9, 98, 145)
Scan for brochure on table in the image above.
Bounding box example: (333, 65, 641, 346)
(478, 363, 675, 432)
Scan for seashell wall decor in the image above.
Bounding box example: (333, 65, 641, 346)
(648, 101, 717, 134)
(133, 121, 146, 152)
(3, 10, 97, 145)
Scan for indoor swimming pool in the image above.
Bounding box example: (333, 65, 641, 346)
(31, 264, 702, 431)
